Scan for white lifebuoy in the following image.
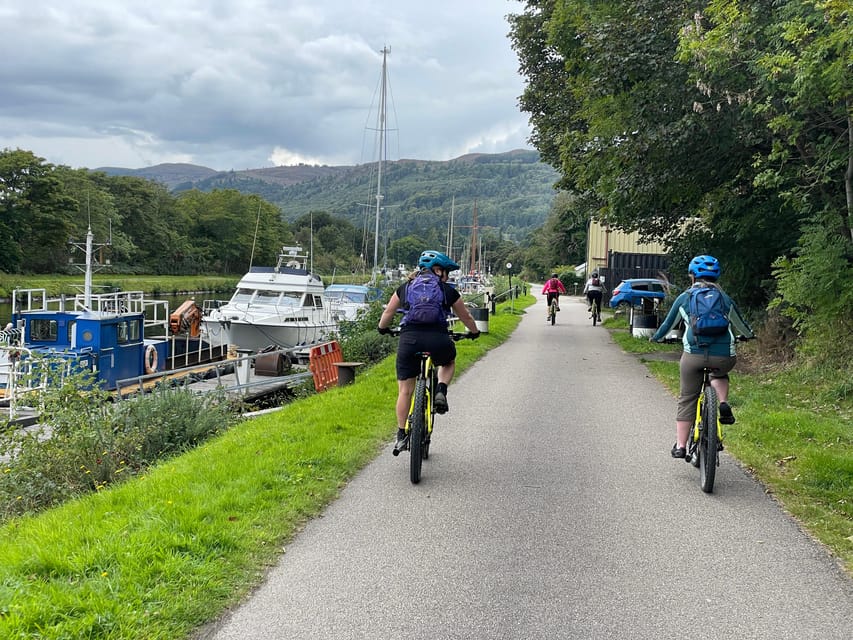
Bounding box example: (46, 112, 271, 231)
(144, 345, 158, 374)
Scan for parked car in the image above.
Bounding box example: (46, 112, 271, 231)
(609, 278, 671, 308)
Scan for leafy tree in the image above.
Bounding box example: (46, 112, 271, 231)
(0, 149, 76, 273)
(677, 0, 852, 357)
(177, 189, 289, 273)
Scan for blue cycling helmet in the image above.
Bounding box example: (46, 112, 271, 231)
(418, 250, 459, 272)
(688, 254, 721, 280)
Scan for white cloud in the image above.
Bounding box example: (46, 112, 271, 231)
(0, 0, 532, 170)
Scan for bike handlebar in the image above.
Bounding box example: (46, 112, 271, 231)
(653, 335, 755, 344)
(383, 327, 479, 341)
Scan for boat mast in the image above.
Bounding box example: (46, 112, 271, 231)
(469, 200, 479, 274)
(446, 195, 455, 257)
(372, 46, 390, 282)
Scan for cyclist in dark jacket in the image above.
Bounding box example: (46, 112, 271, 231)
(377, 250, 480, 451)
(651, 255, 754, 459)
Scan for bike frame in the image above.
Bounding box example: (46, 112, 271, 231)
(406, 352, 436, 438)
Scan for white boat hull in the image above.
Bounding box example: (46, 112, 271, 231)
(202, 316, 336, 353)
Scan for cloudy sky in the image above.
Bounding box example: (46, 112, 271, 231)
(0, 0, 532, 171)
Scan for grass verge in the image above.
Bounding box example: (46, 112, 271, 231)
(608, 314, 853, 576)
(0, 296, 535, 639)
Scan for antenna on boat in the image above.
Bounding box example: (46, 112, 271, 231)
(249, 202, 261, 269)
(69, 195, 111, 309)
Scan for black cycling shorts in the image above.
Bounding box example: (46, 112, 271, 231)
(396, 329, 456, 380)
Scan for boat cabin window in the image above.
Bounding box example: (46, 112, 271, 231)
(308, 294, 324, 308)
(129, 319, 141, 341)
(231, 288, 254, 303)
(30, 319, 58, 341)
(255, 290, 281, 304)
(277, 291, 300, 307)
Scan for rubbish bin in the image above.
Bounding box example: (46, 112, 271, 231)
(471, 307, 489, 333)
(631, 313, 658, 338)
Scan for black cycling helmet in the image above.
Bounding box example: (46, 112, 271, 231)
(591, 272, 599, 278)
(688, 255, 721, 280)
(418, 250, 460, 272)
(551, 272, 559, 278)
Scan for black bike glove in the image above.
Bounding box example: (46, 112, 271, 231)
(377, 326, 392, 335)
(469, 331, 481, 340)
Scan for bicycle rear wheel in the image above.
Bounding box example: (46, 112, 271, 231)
(699, 384, 719, 493)
(550, 301, 557, 325)
(409, 377, 427, 484)
(592, 301, 598, 326)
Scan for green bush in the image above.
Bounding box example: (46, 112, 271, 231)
(0, 377, 242, 522)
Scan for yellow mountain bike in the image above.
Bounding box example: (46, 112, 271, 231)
(687, 365, 723, 493)
(391, 329, 474, 484)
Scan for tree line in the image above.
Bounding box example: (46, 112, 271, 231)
(0, 148, 544, 279)
(509, 0, 852, 367)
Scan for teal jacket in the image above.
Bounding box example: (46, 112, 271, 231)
(651, 284, 755, 357)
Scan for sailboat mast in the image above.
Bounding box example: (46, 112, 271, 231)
(373, 46, 389, 278)
(469, 200, 479, 274)
(446, 195, 455, 257)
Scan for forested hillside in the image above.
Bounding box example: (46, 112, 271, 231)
(101, 150, 559, 246)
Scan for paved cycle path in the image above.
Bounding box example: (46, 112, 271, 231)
(200, 294, 853, 640)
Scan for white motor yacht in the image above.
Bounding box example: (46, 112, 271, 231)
(202, 246, 337, 352)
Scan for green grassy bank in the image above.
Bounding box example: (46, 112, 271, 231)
(0, 297, 533, 639)
(0, 275, 238, 300)
(0, 273, 373, 300)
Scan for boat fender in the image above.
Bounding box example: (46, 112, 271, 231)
(145, 345, 158, 374)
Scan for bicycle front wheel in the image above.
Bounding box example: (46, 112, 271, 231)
(550, 302, 557, 325)
(592, 301, 598, 326)
(409, 377, 427, 484)
(699, 385, 719, 493)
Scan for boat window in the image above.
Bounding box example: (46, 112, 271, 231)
(231, 288, 255, 303)
(30, 319, 58, 341)
(310, 295, 324, 308)
(129, 319, 141, 341)
(255, 290, 281, 304)
(117, 322, 128, 344)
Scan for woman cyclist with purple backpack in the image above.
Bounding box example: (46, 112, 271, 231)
(377, 250, 480, 452)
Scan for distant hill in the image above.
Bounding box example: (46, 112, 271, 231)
(98, 150, 560, 241)
(96, 163, 220, 189)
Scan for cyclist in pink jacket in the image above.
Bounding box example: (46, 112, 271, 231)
(542, 273, 567, 315)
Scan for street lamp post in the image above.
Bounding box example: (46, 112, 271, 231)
(506, 262, 514, 314)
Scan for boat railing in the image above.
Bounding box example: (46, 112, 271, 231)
(115, 348, 312, 400)
(201, 299, 229, 315)
(0, 346, 78, 420)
